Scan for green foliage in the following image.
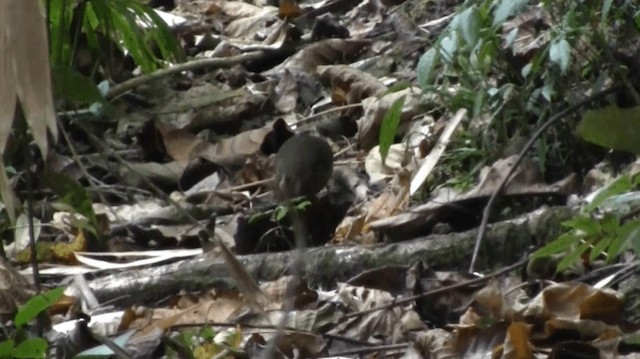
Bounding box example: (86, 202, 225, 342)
(493, 0, 529, 27)
(52, 68, 104, 104)
(0, 288, 65, 358)
(379, 96, 405, 165)
(578, 106, 640, 154)
(415, 0, 640, 186)
(549, 38, 571, 75)
(11, 338, 47, 359)
(43, 171, 98, 233)
(15, 287, 65, 328)
(273, 198, 311, 222)
(417, 48, 438, 89)
(531, 175, 640, 273)
(48, 0, 183, 105)
(248, 198, 311, 224)
(49, 0, 182, 73)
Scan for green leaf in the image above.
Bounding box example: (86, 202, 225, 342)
(493, 0, 528, 26)
(625, 332, 640, 345)
(578, 106, 640, 154)
(13, 338, 47, 359)
(602, 0, 613, 21)
(379, 96, 406, 165)
(380, 81, 411, 96)
(531, 232, 580, 259)
(48, 0, 75, 68)
(417, 48, 439, 90)
(549, 38, 571, 74)
(590, 236, 613, 262)
(43, 171, 98, 232)
(52, 68, 104, 105)
(563, 215, 600, 237)
(200, 327, 215, 341)
(274, 206, 288, 222)
(615, 221, 640, 258)
(600, 212, 620, 236)
(0, 340, 15, 357)
(15, 287, 65, 327)
(556, 240, 590, 273)
(294, 200, 311, 211)
(458, 6, 481, 47)
(440, 32, 459, 62)
(632, 227, 640, 258)
(584, 175, 632, 212)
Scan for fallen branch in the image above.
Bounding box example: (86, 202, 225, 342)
(88, 206, 574, 305)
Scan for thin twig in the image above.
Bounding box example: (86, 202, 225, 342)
(468, 85, 621, 274)
(105, 51, 266, 100)
(345, 257, 526, 319)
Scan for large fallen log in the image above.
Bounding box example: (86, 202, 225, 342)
(88, 206, 574, 305)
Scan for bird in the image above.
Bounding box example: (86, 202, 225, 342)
(274, 134, 333, 199)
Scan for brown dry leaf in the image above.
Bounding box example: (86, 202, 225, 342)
(0, 256, 35, 318)
(347, 266, 409, 296)
(159, 85, 248, 132)
(274, 332, 324, 358)
(6, 214, 41, 259)
(204, 0, 281, 42)
(205, 0, 265, 18)
(129, 296, 245, 330)
(0, 0, 58, 223)
(154, 122, 214, 168)
(345, 0, 385, 37)
(118, 161, 182, 190)
(51, 230, 87, 264)
(406, 329, 456, 359)
(224, 4, 280, 40)
(139, 119, 277, 192)
(524, 282, 607, 322)
(579, 290, 622, 325)
(502, 322, 534, 359)
(370, 157, 577, 241)
(259, 276, 318, 311)
(523, 282, 623, 340)
(543, 317, 620, 341)
(331, 84, 349, 106)
(272, 70, 299, 114)
(501, 6, 551, 60)
(452, 323, 508, 358)
(317, 64, 387, 104)
(16, 225, 88, 265)
(333, 170, 409, 244)
(0, 0, 57, 158)
(275, 39, 371, 74)
(471, 156, 542, 197)
(330, 283, 418, 343)
(472, 278, 527, 322)
(278, 0, 302, 18)
(333, 214, 370, 244)
(364, 143, 416, 182)
(195, 123, 274, 161)
(407, 267, 480, 328)
(364, 170, 410, 223)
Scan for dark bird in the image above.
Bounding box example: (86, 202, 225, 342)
(275, 134, 333, 199)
